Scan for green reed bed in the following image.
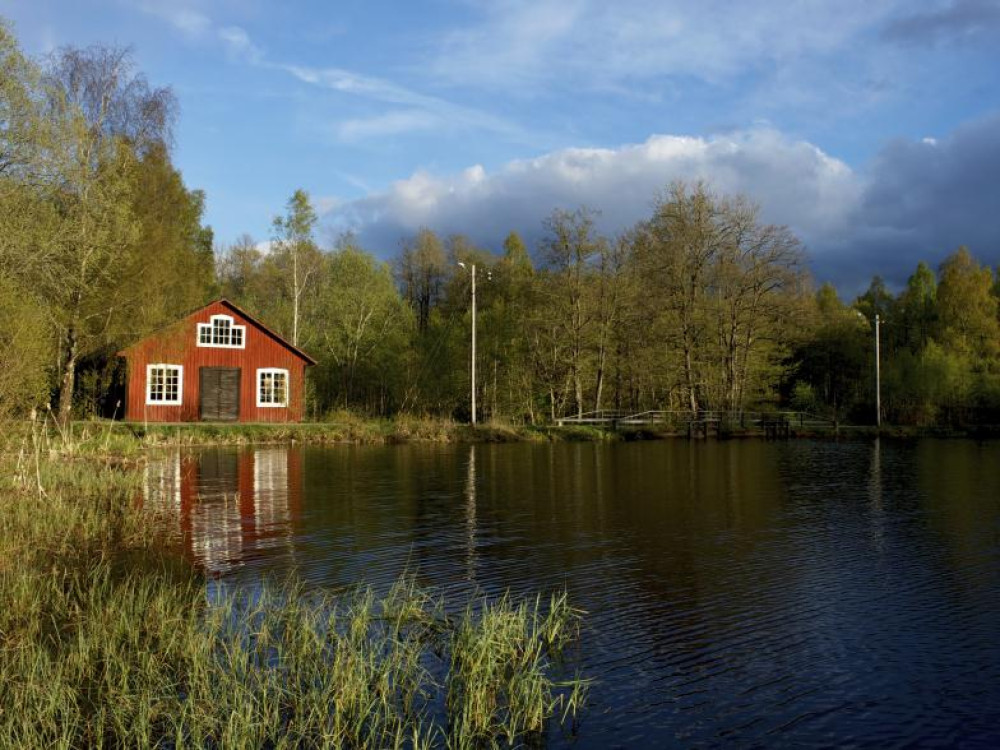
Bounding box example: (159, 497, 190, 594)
(0, 445, 587, 748)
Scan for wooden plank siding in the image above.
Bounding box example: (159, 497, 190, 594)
(119, 300, 314, 423)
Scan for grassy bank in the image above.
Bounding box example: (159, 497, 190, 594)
(46, 414, 620, 454)
(0, 442, 588, 747)
(16, 412, 997, 458)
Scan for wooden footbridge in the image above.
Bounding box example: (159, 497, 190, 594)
(555, 410, 837, 437)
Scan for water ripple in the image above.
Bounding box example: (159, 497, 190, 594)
(145, 439, 1000, 747)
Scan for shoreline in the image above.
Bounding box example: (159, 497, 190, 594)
(6, 416, 997, 467)
(51, 417, 1000, 454)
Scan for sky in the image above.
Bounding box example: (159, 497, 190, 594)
(3, 0, 999, 291)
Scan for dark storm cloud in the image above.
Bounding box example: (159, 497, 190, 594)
(882, 0, 1000, 45)
(826, 112, 1000, 291)
(325, 116, 1000, 295)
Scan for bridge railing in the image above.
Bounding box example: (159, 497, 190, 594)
(555, 410, 629, 426)
(555, 409, 838, 429)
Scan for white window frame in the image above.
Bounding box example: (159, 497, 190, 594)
(146, 364, 183, 406)
(196, 314, 246, 349)
(257, 368, 289, 408)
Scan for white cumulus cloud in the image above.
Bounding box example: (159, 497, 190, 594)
(328, 129, 862, 261)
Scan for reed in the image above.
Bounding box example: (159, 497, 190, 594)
(0, 441, 588, 748)
(447, 592, 588, 747)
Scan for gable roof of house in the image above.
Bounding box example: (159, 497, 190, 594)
(118, 298, 317, 365)
(218, 299, 317, 365)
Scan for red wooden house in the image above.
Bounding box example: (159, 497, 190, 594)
(118, 299, 316, 423)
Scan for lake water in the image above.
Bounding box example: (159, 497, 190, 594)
(145, 439, 1000, 748)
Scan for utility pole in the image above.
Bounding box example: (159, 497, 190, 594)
(459, 262, 477, 425)
(875, 314, 881, 428)
(471, 263, 477, 426)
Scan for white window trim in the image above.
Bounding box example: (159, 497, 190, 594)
(146, 364, 183, 406)
(257, 368, 289, 408)
(196, 314, 246, 349)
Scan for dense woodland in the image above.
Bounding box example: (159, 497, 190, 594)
(3, 21, 1000, 428)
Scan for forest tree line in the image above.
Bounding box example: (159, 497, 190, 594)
(2, 20, 999, 427)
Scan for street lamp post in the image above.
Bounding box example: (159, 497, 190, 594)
(856, 310, 883, 428)
(875, 313, 881, 428)
(458, 262, 477, 425)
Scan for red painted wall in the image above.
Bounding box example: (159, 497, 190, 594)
(120, 300, 311, 422)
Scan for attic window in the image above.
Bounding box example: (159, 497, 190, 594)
(197, 314, 246, 348)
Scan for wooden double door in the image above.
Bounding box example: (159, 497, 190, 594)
(199, 367, 241, 421)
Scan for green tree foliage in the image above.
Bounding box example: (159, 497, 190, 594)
(397, 228, 447, 335)
(883, 341, 970, 426)
(27, 46, 150, 425)
(855, 276, 894, 323)
(791, 284, 870, 422)
(0, 25, 214, 421)
(0, 22, 52, 418)
(487, 232, 537, 420)
(0, 18, 39, 181)
(897, 262, 937, 350)
(792, 251, 1000, 427)
(0, 274, 52, 418)
(218, 234, 266, 307)
(390, 229, 469, 416)
(113, 145, 216, 338)
(313, 240, 413, 413)
(935, 247, 999, 361)
(632, 182, 805, 415)
(218, 230, 418, 417)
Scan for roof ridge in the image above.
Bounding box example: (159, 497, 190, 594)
(117, 298, 317, 365)
(217, 299, 317, 365)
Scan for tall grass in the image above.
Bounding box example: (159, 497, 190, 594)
(0, 439, 588, 748)
(12, 414, 620, 454)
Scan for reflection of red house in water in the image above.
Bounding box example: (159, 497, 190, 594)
(119, 299, 316, 423)
(145, 449, 302, 573)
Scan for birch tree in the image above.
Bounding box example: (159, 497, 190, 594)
(712, 197, 804, 411)
(635, 183, 720, 414)
(591, 234, 629, 412)
(271, 189, 321, 348)
(30, 45, 173, 425)
(540, 208, 604, 418)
